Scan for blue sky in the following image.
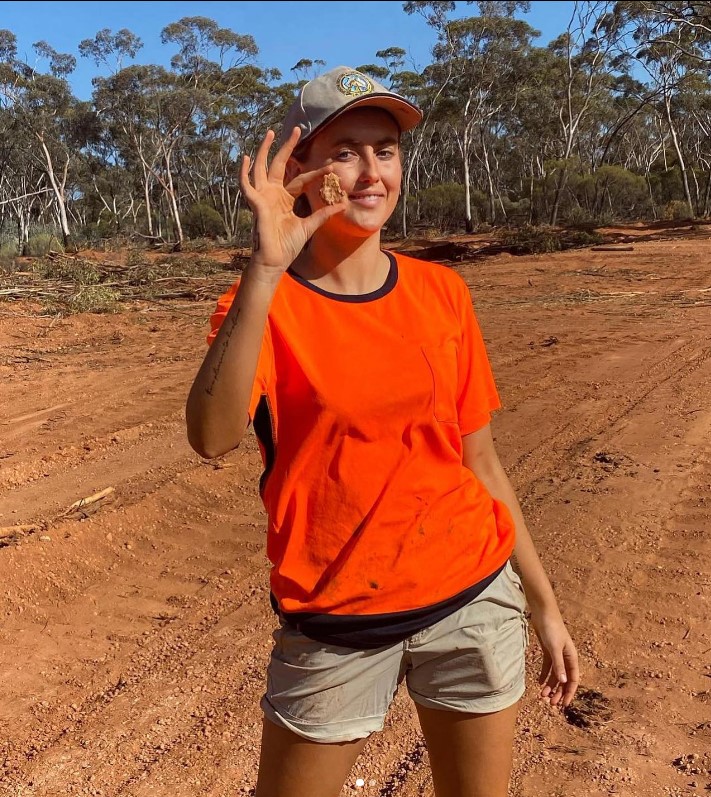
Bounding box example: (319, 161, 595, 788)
(1, 1, 574, 99)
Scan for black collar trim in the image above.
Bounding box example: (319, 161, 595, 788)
(286, 251, 397, 303)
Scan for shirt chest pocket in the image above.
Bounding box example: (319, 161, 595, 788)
(421, 342, 459, 424)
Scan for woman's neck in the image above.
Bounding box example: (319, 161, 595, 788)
(291, 230, 389, 295)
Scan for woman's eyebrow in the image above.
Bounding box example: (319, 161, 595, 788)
(331, 137, 399, 147)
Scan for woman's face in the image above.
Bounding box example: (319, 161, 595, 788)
(294, 107, 402, 236)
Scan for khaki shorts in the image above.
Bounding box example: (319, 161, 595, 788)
(261, 562, 529, 743)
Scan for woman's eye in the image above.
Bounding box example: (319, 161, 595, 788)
(378, 149, 395, 159)
(334, 150, 355, 161)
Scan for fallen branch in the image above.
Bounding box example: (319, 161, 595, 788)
(0, 524, 39, 539)
(590, 246, 635, 252)
(59, 486, 115, 517)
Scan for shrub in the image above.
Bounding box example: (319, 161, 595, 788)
(125, 248, 149, 267)
(68, 286, 121, 314)
(181, 237, 214, 253)
(662, 200, 693, 220)
(183, 202, 225, 239)
(565, 230, 604, 247)
(416, 183, 485, 230)
(0, 239, 18, 257)
(0, 239, 18, 271)
(502, 225, 562, 254)
(25, 233, 64, 257)
(33, 257, 100, 284)
(235, 208, 253, 246)
(502, 224, 604, 255)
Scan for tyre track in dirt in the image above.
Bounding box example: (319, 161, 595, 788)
(506, 338, 711, 795)
(1, 446, 273, 796)
(495, 335, 709, 504)
(2, 237, 710, 797)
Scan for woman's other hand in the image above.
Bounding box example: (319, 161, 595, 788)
(529, 607, 580, 709)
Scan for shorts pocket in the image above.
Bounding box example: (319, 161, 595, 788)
(503, 561, 528, 613)
(421, 342, 458, 424)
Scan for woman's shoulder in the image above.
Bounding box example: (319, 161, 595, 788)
(391, 251, 469, 296)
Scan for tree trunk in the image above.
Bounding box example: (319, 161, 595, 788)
(480, 131, 496, 224)
(645, 170, 658, 221)
(664, 93, 694, 219)
(164, 152, 184, 247)
(549, 166, 568, 227)
(702, 168, 711, 217)
(463, 125, 473, 233)
(402, 135, 425, 238)
(141, 163, 154, 237)
(37, 137, 71, 248)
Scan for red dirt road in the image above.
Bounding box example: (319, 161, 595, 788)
(1, 231, 710, 796)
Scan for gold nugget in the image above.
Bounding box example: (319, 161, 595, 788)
(320, 173, 346, 205)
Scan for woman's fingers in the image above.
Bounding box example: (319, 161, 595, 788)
(252, 129, 276, 189)
(240, 155, 256, 203)
(301, 200, 347, 238)
(269, 126, 302, 183)
(538, 640, 580, 709)
(560, 644, 580, 708)
(285, 165, 337, 198)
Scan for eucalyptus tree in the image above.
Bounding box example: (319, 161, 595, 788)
(161, 16, 268, 242)
(625, 1, 711, 63)
(78, 28, 143, 74)
(93, 65, 179, 240)
(673, 73, 711, 215)
(290, 59, 326, 81)
(422, 2, 536, 229)
(78, 28, 144, 236)
(8, 41, 98, 248)
(398, 2, 461, 235)
(541, 1, 626, 225)
(192, 64, 287, 237)
(610, 1, 711, 217)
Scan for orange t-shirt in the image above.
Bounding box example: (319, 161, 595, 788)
(207, 252, 515, 620)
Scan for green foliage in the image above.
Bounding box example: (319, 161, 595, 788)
(502, 225, 603, 254)
(68, 286, 121, 314)
(502, 225, 562, 254)
(234, 208, 254, 246)
(0, 238, 18, 259)
(33, 257, 100, 284)
(183, 202, 226, 239)
(662, 200, 693, 220)
(416, 183, 486, 230)
(125, 248, 149, 267)
(3, 8, 711, 244)
(180, 237, 214, 253)
(0, 239, 17, 271)
(24, 234, 64, 257)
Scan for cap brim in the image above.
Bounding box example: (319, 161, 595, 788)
(304, 93, 423, 144)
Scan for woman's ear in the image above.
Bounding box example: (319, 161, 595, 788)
(284, 157, 302, 185)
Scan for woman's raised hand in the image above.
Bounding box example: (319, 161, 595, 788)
(240, 127, 346, 282)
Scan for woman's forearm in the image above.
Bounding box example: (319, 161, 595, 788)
(462, 427, 562, 614)
(185, 266, 278, 459)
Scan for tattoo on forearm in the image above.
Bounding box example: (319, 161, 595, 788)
(206, 307, 241, 396)
(252, 226, 260, 252)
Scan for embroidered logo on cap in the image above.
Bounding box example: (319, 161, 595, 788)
(337, 71, 373, 97)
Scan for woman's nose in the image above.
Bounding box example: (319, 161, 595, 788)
(358, 152, 379, 183)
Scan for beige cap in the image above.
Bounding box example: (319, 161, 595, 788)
(278, 66, 422, 148)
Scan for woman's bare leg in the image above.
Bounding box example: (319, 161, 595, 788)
(415, 702, 519, 797)
(255, 717, 368, 797)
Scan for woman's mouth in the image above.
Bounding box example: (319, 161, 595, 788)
(348, 193, 385, 207)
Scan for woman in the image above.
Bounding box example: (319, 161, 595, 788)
(186, 66, 579, 797)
